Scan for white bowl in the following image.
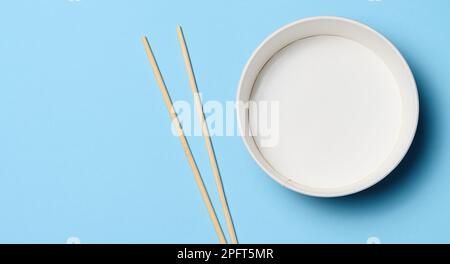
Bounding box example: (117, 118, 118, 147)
(236, 16, 419, 197)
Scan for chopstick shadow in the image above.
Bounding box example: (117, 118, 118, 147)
(290, 59, 435, 210)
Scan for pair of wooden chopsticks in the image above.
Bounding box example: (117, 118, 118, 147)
(141, 26, 237, 244)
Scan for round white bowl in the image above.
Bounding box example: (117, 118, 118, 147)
(236, 16, 419, 197)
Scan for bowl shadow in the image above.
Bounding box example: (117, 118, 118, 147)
(289, 58, 436, 211)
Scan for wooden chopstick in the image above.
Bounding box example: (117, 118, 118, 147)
(141, 36, 227, 244)
(176, 26, 238, 244)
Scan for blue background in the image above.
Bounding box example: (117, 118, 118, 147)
(0, 0, 449, 243)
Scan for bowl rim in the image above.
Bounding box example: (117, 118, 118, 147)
(236, 16, 419, 197)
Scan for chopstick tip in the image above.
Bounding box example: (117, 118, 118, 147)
(141, 36, 151, 46)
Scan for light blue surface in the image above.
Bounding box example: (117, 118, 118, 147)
(0, 0, 449, 244)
